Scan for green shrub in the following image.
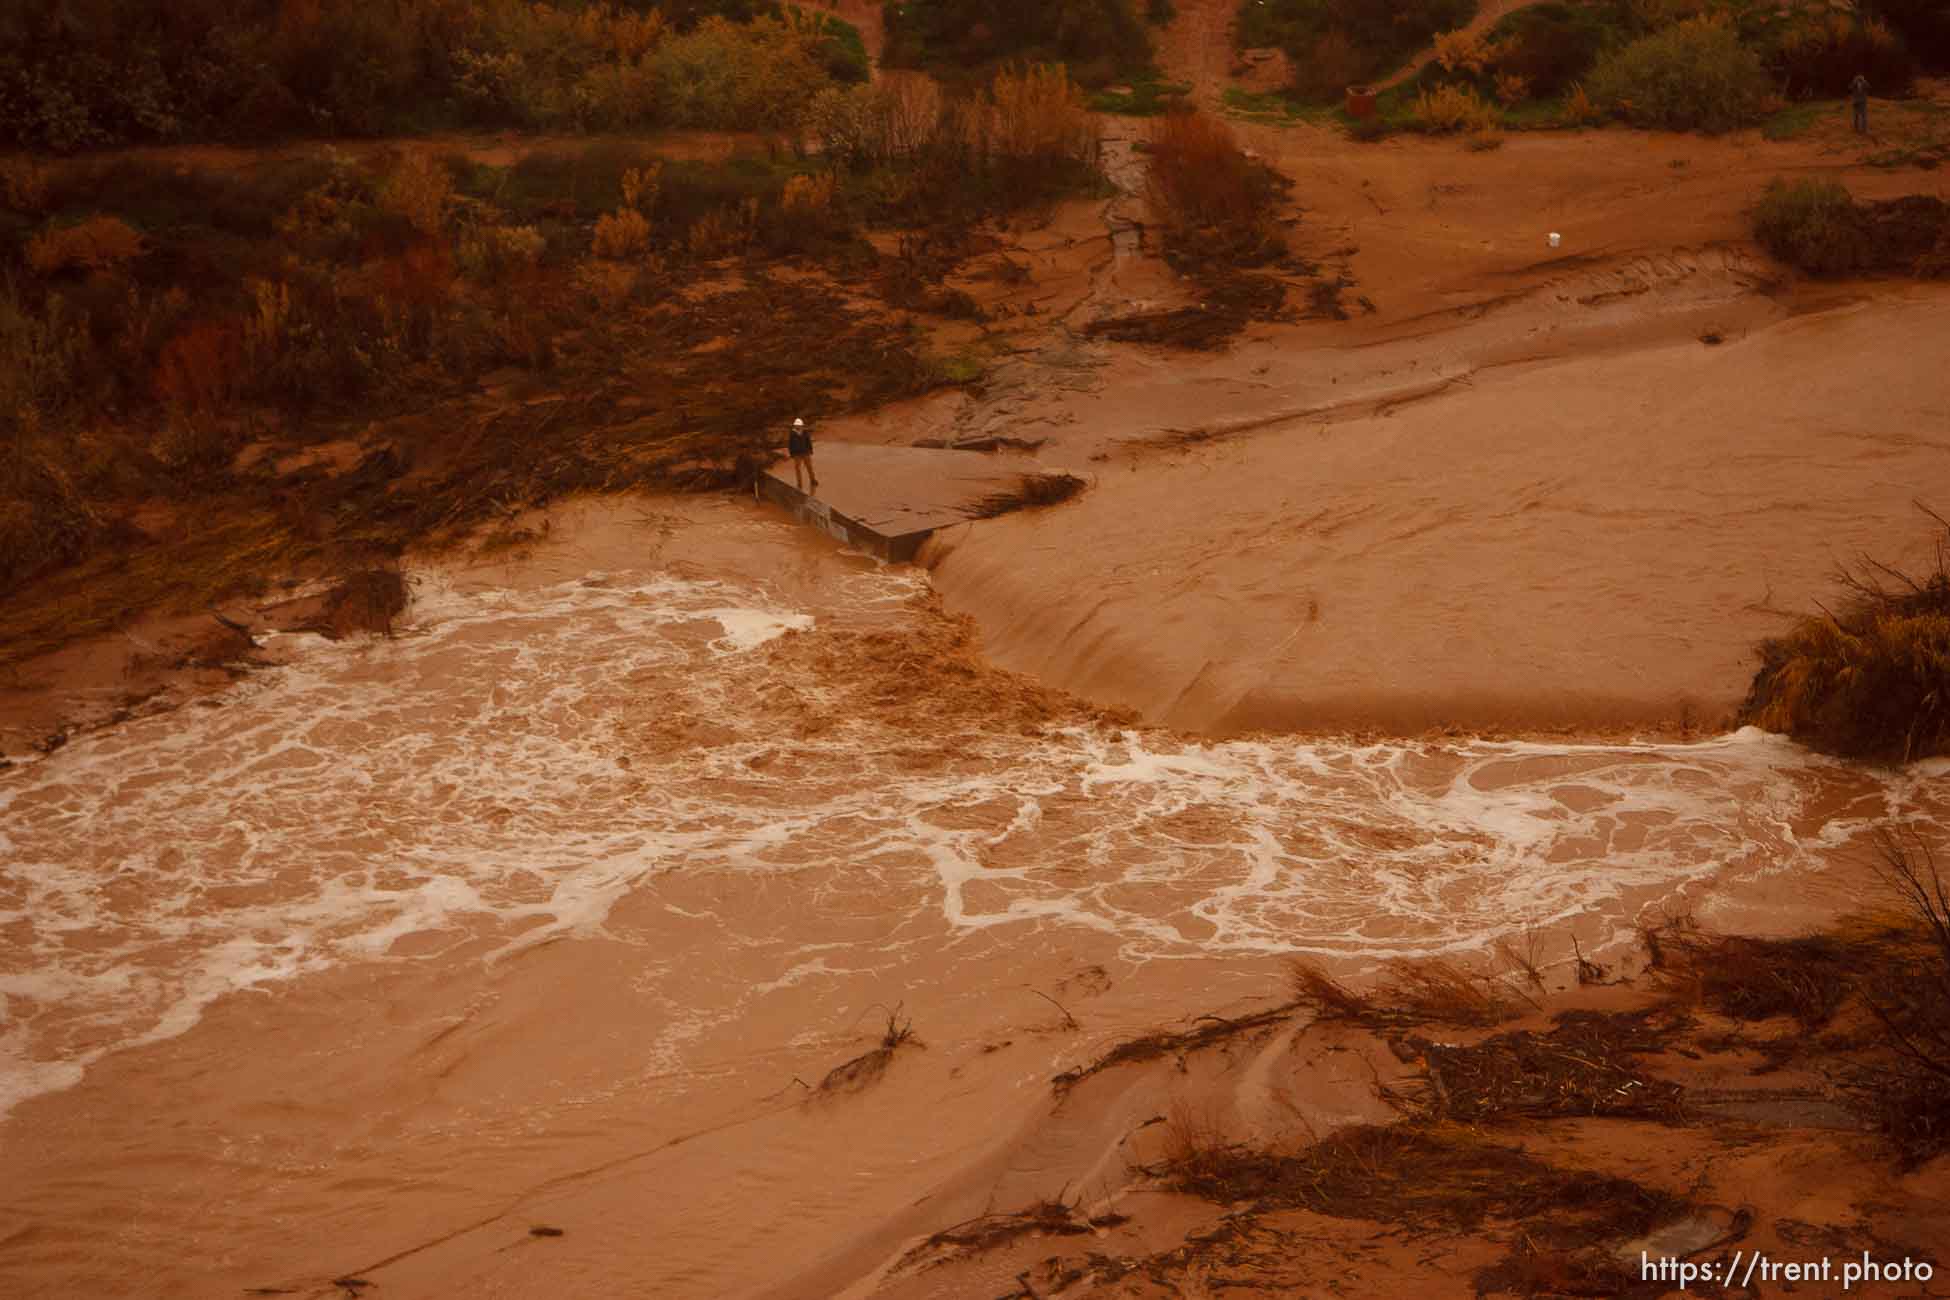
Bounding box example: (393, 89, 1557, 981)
(1586, 16, 1771, 132)
(1751, 177, 1950, 276)
(1242, 0, 1477, 98)
(882, 0, 1153, 87)
(1489, 0, 1634, 98)
(653, 15, 831, 131)
(1753, 178, 1865, 271)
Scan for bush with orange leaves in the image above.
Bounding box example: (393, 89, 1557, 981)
(981, 63, 1098, 199)
(592, 208, 653, 259)
(26, 216, 148, 278)
(1, 159, 52, 214)
(1559, 82, 1603, 126)
(154, 320, 246, 416)
(781, 172, 836, 222)
(1143, 110, 1278, 241)
(591, 163, 660, 259)
(686, 199, 758, 259)
(1432, 27, 1498, 78)
(379, 152, 454, 235)
(373, 242, 457, 351)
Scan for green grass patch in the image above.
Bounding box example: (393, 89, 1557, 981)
(1090, 74, 1194, 116)
(1762, 99, 1829, 140)
(927, 348, 988, 385)
(1497, 94, 1573, 131)
(1220, 87, 1319, 124)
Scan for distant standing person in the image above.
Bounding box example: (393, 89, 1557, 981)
(1851, 73, 1870, 134)
(787, 417, 819, 493)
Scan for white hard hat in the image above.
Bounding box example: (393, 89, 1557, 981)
(793, 418, 804, 427)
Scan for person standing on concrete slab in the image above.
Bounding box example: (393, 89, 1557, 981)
(1851, 73, 1870, 134)
(788, 417, 819, 493)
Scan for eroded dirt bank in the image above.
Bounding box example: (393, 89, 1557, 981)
(871, 88, 1950, 736)
(923, 286, 1950, 734)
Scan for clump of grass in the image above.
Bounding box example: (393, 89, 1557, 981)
(1645, 922, 1859, 1029)
(967, 472, 1088, 520)
(1494, 925, 1548, 992)
(1413, 83, 1502, 134)
(1287, 957, 1517, 1029)
(1739, 510, 1950, 760)
(25, 215, 148, 277)
(817, 1004, 919, 1095)
(1558, 81, 1604, 127)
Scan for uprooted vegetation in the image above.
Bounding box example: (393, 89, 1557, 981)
(916, 844, 1950, 1296)
(1149, 1115, 1704, 1298)
(1402, 1008, 1691, 1123)
(898, 1195, 1128, 1274)
(0, 64, 1112, 662)
(1050, 1003, 1298, 1097)
(814, 1005, 921, 1096)
(1156, 1119, 1685, 1241)
(1738, 510, 1950, 760)
(965, 471, 1089, 520)
(1751, 179, 1950, 279)
(1638, 832, 1950, 1167)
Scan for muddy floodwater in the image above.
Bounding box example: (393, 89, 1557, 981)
(0, 501, 1942, 1298)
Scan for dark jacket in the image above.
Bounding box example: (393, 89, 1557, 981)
(788, 426, 812, 457)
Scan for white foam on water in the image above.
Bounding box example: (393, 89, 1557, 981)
(0, 565, 1939, 1120)
(703, 607, 816, 652)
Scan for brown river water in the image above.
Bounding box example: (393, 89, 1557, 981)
(1, 499, 1943, 1298)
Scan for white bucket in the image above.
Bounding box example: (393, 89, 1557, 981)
(1548, 232, 1562, 248)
